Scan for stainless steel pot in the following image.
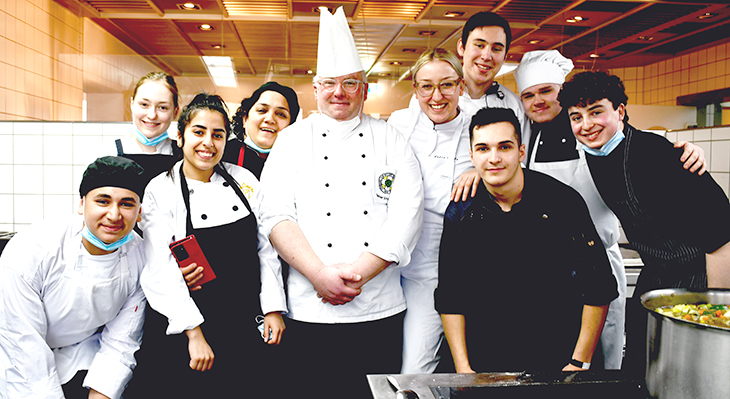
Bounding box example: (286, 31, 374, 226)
(641, 289, 730, 399)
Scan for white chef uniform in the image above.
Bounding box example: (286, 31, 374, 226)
(258, 113, 424, 323)
(388, 97, 473, 373)
(527, 137, 627, 369)
(460, 84, 531, 147)
(139, 161, 287, 332)
(0, 215, 146, 399)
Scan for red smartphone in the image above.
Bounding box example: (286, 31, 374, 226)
(169, 235, 217, 286)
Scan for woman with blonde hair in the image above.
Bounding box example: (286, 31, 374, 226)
(387, 48, 472, 374)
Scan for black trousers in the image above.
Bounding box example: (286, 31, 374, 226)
(280, 312, 404, 399)
(61, 370, 88, 399)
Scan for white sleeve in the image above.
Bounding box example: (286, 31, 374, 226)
(248, 179, 287, 315)
(367, 125, 425, 267)
(258, 125, 303, 237)
(0, 236, 64, 399)
(83, 250, 147, 399)
(139, 178, 204, 335)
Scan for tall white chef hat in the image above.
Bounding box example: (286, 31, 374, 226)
(316, 6, 364, 78)
(514, 50, 574, 94)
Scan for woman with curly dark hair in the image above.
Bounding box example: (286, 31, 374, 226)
(222, 82, 300, 178)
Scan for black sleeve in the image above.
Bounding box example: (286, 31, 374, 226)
(633, 132, 730, 253)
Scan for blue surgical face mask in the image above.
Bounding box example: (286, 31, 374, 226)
(81, 225, 134, 252)
(132, 125, 169, 147)
(583, 129, 625, 157)
(244, 136, 271, 154)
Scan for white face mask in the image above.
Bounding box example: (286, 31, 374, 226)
(582, 129, 625, 157)
(81, 225, 134, 252)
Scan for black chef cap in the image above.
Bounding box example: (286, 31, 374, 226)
(79, 156, 145, 200)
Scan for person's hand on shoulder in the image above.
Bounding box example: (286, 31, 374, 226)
(451, 169, 480, 202)
(675, 141, 706, 175)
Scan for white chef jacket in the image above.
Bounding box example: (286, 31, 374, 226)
(258, 113, 424, 323)
(389, 97, 473, 224)
(0, 215, 146, 399)
(139, 161, 286, 334)
(460, 84, 531, 148)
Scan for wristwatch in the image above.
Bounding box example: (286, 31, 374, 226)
(569, 358, 591, 369)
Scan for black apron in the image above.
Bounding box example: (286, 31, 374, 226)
(115, 138, 180, 189)
(124, 164, 265, 397)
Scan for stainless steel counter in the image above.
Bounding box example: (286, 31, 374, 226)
(368, 371, 648, 399)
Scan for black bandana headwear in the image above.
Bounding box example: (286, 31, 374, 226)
(79, 156, 145, 200)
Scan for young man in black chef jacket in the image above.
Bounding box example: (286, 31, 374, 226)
(436, 107, 618, 373)
(560, 70, 730, 374)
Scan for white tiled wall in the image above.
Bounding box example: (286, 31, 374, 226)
(0, 121, 132, 232)
(666, 125, 730, 198)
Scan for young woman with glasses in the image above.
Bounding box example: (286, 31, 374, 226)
(387, 48, 472, 374)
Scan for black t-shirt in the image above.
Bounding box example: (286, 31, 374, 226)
(436, 169, 618, 372)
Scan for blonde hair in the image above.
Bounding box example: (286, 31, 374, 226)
(412, 48, 464, 82)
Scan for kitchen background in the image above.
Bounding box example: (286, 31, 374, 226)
(1, 0, 729, 233)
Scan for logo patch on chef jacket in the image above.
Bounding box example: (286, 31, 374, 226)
(378, 172, 395, 195)
(239, 182, 254, 199)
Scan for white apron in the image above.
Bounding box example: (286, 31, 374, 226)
(528, 132, 626, 369)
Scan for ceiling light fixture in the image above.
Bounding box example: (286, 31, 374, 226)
(211, 44, 225, 49)
(390, 61, 402, 65)
(528, 39, 544, 45)
(589, 53, 601, 58)
(419, 30, 436, 36)
(202, 56, 237, 87)
(402, 48, 418, 53)
(698, 12, 718, 20)
(567, 15, 587, 23)
(637, 36, 654, 41)
(198, 24, 213, 31)
(315, 6, 333, 13)
(444, 11, 464, 18)
(178, 3, 200, 10)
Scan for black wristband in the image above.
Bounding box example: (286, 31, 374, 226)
(569, 358, 591, 369)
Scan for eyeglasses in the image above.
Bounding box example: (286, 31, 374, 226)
(317, 79, 365, 93)
(415, 79, 461, 97)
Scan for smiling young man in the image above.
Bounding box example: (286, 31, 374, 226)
(436, 107, 617, 373)
(0, 156, 147, 399)
(561, 70, 730, 374)
(456, 12, 529, 145)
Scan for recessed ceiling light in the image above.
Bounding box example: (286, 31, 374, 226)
(528, 39, 544, 45)
(315, 6, 333, 13)
(178, 3, 200, 10)
(567, 15, 588, 23)
(198, 24, 213, 31)
(402, 48, 418, 53)
(698, 12, 718, 20)
(419, 30, 436, 36)
(390, 61, 401, 65)
(637, 36, 654, 41)
(307, 69, 313, 75)
(211, 44, 225, 49)
(444, 11, 465, 18)
(589, 53, 601, 58)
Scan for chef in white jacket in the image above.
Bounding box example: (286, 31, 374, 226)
(0, 156, 147, 399)
(387, 48, 472, 374)
(258, 7, 423, 399)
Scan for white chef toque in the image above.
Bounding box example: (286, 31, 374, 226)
(316, 6, 364, 78)
(514, 50, 574, 94)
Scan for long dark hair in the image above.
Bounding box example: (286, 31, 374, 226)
(168, 93, 230, 176)
(231, 81, 300, 141)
